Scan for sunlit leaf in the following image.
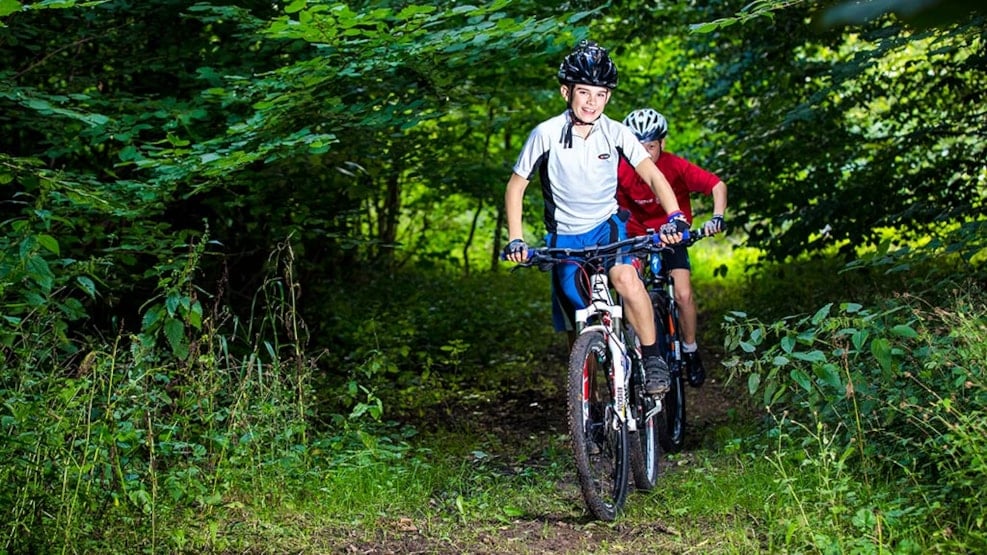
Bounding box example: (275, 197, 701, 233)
(0, 0, 22, 18)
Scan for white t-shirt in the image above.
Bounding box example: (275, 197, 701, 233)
(513, 111, 651, 235)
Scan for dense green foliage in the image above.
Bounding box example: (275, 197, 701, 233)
(722, 259, 987, 552)
(1, 0, 985, 552)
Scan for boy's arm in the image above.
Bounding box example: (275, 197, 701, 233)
(711, 181, 728, 216)
(503, 172, 531, 261)
(505, 172, 530, 241)
(634, 158, 682, 215)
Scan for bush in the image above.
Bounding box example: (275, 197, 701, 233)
(723, 283, 987, 551)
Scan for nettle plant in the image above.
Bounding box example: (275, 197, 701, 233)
(722, 295, 983, 452)
(722, 291, 987, 547)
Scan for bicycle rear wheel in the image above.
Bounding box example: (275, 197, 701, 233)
(567, 330, 629, 521)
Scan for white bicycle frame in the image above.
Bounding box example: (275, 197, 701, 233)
(573, 273, 636, 432)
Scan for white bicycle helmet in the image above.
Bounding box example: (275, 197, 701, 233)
(623, 108, 668, 142)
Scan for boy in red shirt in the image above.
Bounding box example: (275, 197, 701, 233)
(617, 108, 728, 387)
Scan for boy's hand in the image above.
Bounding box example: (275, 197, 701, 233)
(503, 238, 528, 262)
(659, 211, 689, 244)
(703, 214, 725, 235)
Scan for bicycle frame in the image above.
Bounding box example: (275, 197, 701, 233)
(648, 254, 681, 371)
(572, 271, 635, 432)
(507, 229, 700, 520)
(642, 228, 710, 452)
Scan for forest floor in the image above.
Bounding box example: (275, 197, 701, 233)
(339, 338, 759, 555)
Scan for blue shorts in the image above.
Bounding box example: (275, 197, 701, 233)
(549, 211, 634, 332)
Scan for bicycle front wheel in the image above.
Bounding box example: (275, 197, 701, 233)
(660, 367, 687, 453)
(567, 330, 630, 521)
(625, 325, 662, 490)
(629, 380, 662, 490)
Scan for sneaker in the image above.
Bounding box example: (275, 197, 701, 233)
(643, 355, 671, 395)
(684, 350, 706, 388)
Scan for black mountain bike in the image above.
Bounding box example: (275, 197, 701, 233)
(510, 231, 674, 520)
(641, 228, 710, 453)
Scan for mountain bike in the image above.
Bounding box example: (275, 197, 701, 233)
(510, 232, 671, 521)
(641, 227, 710, 453)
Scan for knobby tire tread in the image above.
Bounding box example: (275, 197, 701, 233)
(567, 331, 629, 521)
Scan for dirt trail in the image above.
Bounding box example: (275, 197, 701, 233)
(340, 343, 754, 554)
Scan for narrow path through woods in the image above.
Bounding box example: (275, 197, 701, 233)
(339, 338, 758, 554)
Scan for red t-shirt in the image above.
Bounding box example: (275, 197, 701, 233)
(617, 152, 721, 237)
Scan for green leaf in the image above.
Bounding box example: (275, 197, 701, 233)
(814, 363, 843, 391)
(187, 300, 203, 330)
(750, 327, 764, 344)
(747, 372, 761, 395)
(851, 329, 869, 351)
(763, 381, 780, 406)
(792, 350, 827, 363)
(790, 369, 812, 391)
(76, 276, 97, 298)
(871, 337, 892, 372)
(164, 317, 188, 358)
(890, 324, 919, 339)
(36, 234, 59, 255)
(118, 145, 140, 161)
(503, 506, 524, 518)
(165, 292, 181, 316)
(284, 0, 305, 14)
(0, 0, 22, 18)
(842, 302, 863, 313)
(780, 335, 795, 353)
(26, 256, 54, 293)
(142, 305, 164, 331)
(811, 303, 833, 325)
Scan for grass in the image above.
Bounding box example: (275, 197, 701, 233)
(146, 426, 779, 554)
(5, 231, 985, 553)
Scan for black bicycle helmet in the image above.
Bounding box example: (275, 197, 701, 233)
(623, 108, 668, 142)
(557, 40, 618, 90)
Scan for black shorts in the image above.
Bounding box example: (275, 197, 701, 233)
(661, 243, 692, 272)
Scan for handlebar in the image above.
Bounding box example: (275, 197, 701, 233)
(508, 228, 711, 270)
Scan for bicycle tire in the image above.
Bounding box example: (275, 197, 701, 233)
(624, 325, 662, 490)
(661, 368, 687, 452)
(567, 330, 630, 521)
(652, 292, 687, 453)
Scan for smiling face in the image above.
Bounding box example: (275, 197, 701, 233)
(561, 83, 611, 123)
